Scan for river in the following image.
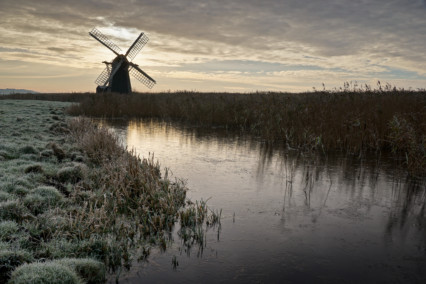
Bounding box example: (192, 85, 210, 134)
(103, 119, 425, 284)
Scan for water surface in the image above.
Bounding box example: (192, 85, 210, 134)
(104, 119, 425, 283)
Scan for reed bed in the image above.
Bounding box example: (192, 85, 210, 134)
(2, 88, 425, 174)
(65, 89, 425, 176)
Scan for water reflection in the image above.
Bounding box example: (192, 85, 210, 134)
(100, 118, 426, 283)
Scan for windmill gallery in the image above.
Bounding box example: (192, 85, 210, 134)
(89, 28, 156, 94)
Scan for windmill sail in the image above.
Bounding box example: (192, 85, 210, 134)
(95, 67, 111, 86)
(130, 64, 156, 89)
(125, 33, 149, 60)
(89, 28, 122, 56)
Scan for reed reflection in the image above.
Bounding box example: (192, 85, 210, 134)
(255, 143, 426, 252)
(105, 118, 425, 242)
(100, 118, 426, 282)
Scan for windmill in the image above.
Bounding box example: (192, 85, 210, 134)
(89, 28, 156, 93)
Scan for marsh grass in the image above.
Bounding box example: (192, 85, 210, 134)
(3, 88, 424, 174)
(9, 262, 82, 284)
(64, 88, 425, 175)
(0, 100, 221, 282)
(57, 165, 84, 183)
(0, 221, 19, 241)
(177, 199, 222, 254)
(23, 186, 64, 216)
(0, 249, 34, 282)
(55, 258, 106, 284)
(0, 192, 15, 202)
(0, 201, 31, 222)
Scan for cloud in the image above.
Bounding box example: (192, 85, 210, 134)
(0, 0, 425, 91)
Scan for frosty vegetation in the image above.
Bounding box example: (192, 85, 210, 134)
(0, 100, 219, 283)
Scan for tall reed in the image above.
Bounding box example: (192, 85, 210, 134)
(66, 89, 425, 175)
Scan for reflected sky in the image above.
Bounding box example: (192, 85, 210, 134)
(103, 119, 425, 283)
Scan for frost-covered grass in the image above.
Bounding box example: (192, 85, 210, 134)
(0, 101, 108, 282)
(9, 262, 82, 284)
(55, 258, 106, 283)
(0, 249, 34, 283)
(0, 100, 219, 283)
(0, 100, 85, 282)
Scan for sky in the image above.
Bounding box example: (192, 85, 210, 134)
(0, 0, 425, 93)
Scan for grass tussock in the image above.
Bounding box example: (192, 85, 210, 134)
(0, 250, 34, 282)
(0, 192, 15, 202)
(9, 262, 82, 284)
(55, 258, 105, 284)
(0, 221, 19, 241)
(66, 87, 425, 176)
(0, 201, 31, 222)
(23, 186, 63, 216)
(178, 199, 221, 253)
(57, 165, 84, 183)
(24, 164, 44, 174)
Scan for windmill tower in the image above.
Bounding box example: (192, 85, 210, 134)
(89, 28, 156, 93)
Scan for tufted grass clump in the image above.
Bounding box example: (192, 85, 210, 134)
(49, 121, 69, 134)
(9, 262, 82, 284)
(0, 191, 15, 202)
(0, 249, 34, 282)
(23, 187, 63, 215)
(55, 258, 106, 284)
(23, 194, 49, 216)
(19, 154, 39, 161)
(22, 211, 67, 247)
(32, 186, 63, 202)
(13, 178, 33, 190)
(46, 142, 66, 162)
(10, 186, 29, 197)
(179, 200, 208, 227)
(1, 182, 29, 197)
(0, 221, 19, 241)
(57, 165, 84, 184)
(0, 200, 31, 222)
(70, 152, 85, 162)
(35, 237, 105, 260)
(40, 149, 54, 159)
(18, 146, 38, 155)
(34, 239, 76, 259)
(0, 241, 10, 250)
(0, 150, 16, 160)
(24, 164, 44, 174)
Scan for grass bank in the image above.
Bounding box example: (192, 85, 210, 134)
(0, 100, 219, 283)
(64, 89, 425, 176)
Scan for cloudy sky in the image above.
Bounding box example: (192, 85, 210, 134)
(0, 0, 425, 93)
